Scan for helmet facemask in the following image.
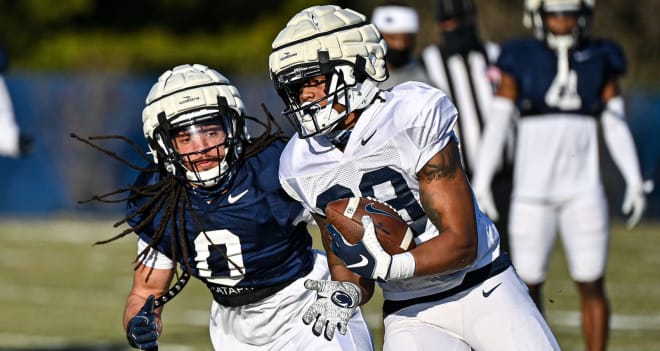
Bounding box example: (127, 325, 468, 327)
(274, 51, 378, 138)
(152, 97, 244, 192)
(142, 64, 248, 194)
(275, 53, 362, 138)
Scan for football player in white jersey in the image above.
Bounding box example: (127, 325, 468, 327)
(269, 5, 559, 350)
(83, 64, 373, 350)
(0, 45, 31, 157)
(471, 1, 650, 350)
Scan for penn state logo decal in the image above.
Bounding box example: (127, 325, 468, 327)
(331, 291, 356, 308)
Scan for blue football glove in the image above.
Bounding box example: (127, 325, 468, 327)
(126, 295, 159, 350)
(302, 279, 362, 341)
(328, 215, 392, 282)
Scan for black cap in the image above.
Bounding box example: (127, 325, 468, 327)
(0, 45, 7, 73)
(435, 0, 476, 21)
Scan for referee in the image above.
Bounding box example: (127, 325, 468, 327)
(421, 0, 514, 253)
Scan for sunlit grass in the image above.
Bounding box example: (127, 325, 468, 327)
(0, 217, 658, 350)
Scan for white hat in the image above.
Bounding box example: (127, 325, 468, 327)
(372, 5, 419, 34)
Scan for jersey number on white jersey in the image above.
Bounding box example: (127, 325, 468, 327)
(316, 167, 426, 235)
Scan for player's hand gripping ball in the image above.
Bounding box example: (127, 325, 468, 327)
(325, 197, 415, 255)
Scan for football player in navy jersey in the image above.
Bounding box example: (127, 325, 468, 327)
(269, 5, 559, 351)
(472, 1, 648, 350)
(90, 64, 373, 350)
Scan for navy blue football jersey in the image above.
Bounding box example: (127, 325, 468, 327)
(497, 38, 626, 116)
(127, 140, 313, 289)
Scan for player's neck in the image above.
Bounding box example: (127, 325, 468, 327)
(334, 111, 362, 152)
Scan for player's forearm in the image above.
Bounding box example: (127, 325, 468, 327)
(316, 214, 376, 303)
(328, 263, 375, 304)
(410, 229, 477, 276)
(124, 265, 172, 330)
(124, 293, 145, 329)
(417, 143, 480, 275)
(601, 96, 643, 187)
(323, 233, 376, 303)
(472, 96, 515, 189)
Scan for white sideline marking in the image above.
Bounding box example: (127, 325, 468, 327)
(547, 310, 660, 330)
(0, 333, 69, 346)
(1, 311, 657, 349)
(87, 309, 660, 331)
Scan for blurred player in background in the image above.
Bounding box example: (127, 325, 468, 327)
(269, 5, 559, 350)
(421, 0, 514, 252)
(471, 1, 650, 349)
(0, 44, 32, 157)
(371, 1, 431, 89)
(85, 64, 372, 350)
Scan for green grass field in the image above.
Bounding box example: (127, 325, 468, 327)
(1, 217, 659, 351)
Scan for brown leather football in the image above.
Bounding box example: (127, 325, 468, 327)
(325, 197, 416, 255)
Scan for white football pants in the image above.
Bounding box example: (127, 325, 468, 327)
(509, 191, 609, 284)
(382, 267, 560, 350)
(209, 250, 374, 350)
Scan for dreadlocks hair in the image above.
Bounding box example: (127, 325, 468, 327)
(72, 104, 289, 280)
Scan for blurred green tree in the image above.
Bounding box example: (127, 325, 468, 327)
(0, 0, 657, 88)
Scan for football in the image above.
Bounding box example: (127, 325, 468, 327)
(325, 197, 416, 255)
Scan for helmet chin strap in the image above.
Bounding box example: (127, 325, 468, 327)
(185, 159, 228, 188)
(299, 72, 346, 136)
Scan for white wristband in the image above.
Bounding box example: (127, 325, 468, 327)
(388, 252, 416, 280)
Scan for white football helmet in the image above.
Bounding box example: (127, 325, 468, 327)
(524, 0, 594, 49)
(269, 5, 388, 138)
(142, 64, 247, 191)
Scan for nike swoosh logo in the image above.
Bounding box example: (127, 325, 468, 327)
(364, 203, 399, 221)
(482, 282, 502, 298)
(346, 255, 369, 269)
(574, 51, 591, 62)
(361, 129, 377, 145)
(228, 189, 248, 204)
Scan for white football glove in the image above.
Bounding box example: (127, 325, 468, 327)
(623, 180, 654, 229)
(302, 279, 361, 341)
(474, 187, 499, 221)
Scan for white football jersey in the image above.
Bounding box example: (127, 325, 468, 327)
(279, 82, 500, 301)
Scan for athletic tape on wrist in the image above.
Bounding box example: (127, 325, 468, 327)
(388, 252, 415, 280)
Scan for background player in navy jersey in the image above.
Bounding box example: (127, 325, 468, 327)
(90, 64, 373, 350)
(472, 1, 649, 350)
(269, 5, 558, 350)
